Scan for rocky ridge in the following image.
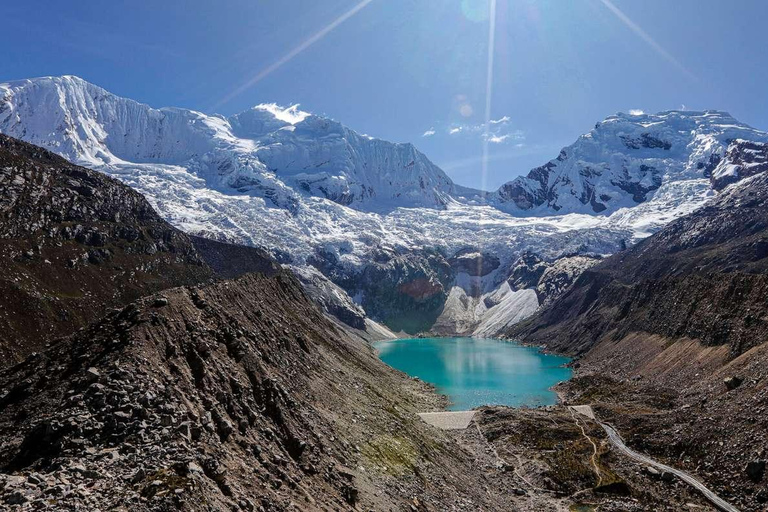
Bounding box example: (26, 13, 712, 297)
(0, 271, 511, 510)
(0, 134, 214, 363)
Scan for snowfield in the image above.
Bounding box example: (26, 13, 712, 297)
(2, 75, 767, 334)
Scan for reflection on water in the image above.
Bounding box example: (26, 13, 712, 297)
(376, 337, 571, 410)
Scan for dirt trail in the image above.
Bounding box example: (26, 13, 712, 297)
(568, 407, 602, 487)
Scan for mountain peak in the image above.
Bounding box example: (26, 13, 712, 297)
(494, 109, 768, 216)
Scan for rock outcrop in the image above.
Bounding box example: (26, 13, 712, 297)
(710, 139, 768, 191)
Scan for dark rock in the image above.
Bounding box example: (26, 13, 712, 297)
(448, 249, 500, 277)
(153, 297, 169, 307)
(724, 376, 743, 390)
(746, 460, 766, 482)
(131, 468, 146, 484)
(6, 490, 28, 505)
(84, 367, 101, 383)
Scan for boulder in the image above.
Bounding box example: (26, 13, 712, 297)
(746, 460, 766, 482)
(724, 376, 743, 391)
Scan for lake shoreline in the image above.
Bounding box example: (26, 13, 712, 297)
(375, 336, 572, 411)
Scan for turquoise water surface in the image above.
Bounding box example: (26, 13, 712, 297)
(375, 337, 571, 410)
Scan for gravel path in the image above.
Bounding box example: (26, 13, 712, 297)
(570, 405, 739, 512)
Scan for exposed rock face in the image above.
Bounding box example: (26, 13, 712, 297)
(506, 253, 600, 305)
(291, 266, 366, 330)
(0, 135, 213, 363)
(430, 252, 599, 338)
(0, 272, 511, 511)
(536, 255, 601, 306)
(344, 250, 453, 334)
(511, 171, 768, 356)
(710, 139, 768, 191)
(448, 249, 500, 277)
(507, 252, 550, 292)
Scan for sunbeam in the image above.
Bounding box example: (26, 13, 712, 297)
(598, 0, 697, 81)
(481, 0, 498, 198)
(213, 0, 375, 110)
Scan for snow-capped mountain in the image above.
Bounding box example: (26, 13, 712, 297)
(2, 75, 767, 335)
(493, 110, 768, 215)
(0, 75, 459, 212)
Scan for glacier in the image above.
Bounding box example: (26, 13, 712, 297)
(2, 75, 767, 335)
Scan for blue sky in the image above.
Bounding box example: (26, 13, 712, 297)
(3, 0, 768, 190)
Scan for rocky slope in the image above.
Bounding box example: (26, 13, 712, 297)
(189, 236, 280, 280)
(509, 170, 768, 356)
(0, 134, 214, 363)
(0, 271, 518, 511)
(508, 169, 768, 510)
(710, 139, 768, 191)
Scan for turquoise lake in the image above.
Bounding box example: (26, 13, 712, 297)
(375, 337, 571, 410)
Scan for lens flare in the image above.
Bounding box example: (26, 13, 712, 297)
(461, 0, 491, 23)
(598, 0, 696, 81)
(214, 0, 375, 110)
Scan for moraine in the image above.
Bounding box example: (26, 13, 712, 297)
(375, 337, 571, 410)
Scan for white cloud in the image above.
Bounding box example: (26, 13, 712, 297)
(487, 134, 511, 144)
(255, 103, 310, 124)
(484, 130, 525, 144)
(424, 116, 523, 145)
(628, 109, 645, 116)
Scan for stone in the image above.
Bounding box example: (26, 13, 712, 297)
(85, 367, 101, 383)
(176, 421, 192, 440)
(114, 410, 132, 422)
(153, 297, 169, 307)
(131, 468, 146, 484)
(746, 460, 766, 482)
(6, 490, 28, 505)
(190, 423, 203, 441)
(724, 376, 743, 390)
(645, 466, 660, 477)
